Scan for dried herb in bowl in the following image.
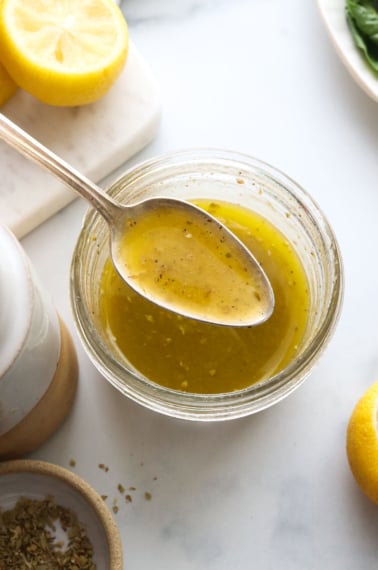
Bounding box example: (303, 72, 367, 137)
(0, 495, 96, 569)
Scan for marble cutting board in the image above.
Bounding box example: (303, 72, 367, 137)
(0, 42, 161, 239)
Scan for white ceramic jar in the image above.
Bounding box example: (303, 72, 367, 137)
(0, 224, 78, 458)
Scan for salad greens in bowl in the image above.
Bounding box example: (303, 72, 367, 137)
(317, 0, 378, 102)
(346, 0, 378, 73)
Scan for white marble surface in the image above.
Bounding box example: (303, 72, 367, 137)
(16, 0, 378, 568)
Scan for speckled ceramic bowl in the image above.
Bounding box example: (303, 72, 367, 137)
(0, 459, 123, 570)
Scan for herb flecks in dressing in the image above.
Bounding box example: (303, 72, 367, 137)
(100, 200, 310, 394)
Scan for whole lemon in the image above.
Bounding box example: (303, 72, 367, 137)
(347, 381, 378, 504)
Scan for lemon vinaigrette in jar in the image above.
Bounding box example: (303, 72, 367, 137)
(99, 199, 310, 394)
(70, 150, 343, 420)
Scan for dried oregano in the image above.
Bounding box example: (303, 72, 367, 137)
(0, 495, 96, 569)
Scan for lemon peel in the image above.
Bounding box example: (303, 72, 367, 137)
(0, 0, 129, 107)
(346, 380, 378, 505)
(0, 60, 17, 106)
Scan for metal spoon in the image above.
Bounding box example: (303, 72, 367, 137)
(0, 113, 274, 327)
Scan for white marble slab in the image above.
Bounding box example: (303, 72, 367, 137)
(0, 42, 160, 238)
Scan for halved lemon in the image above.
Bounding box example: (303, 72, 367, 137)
(0, 0, 129, 107)
(0, 60, 17, 106)
(346, 381, 378, 504)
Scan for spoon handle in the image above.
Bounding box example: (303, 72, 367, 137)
(0, 112, 119, 223)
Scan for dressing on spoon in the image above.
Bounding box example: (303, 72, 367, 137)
(117, 202, 272, 326)
(0, 113, 274, 326)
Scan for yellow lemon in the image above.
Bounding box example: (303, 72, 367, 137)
(0, 60, 17, 106)
(346, 380, 378, 504)
(0, 0, 129, 107)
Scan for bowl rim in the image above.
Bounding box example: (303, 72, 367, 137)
(0, 459, 123, 570)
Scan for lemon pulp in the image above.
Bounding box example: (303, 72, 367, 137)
(99, 200, 310, 394)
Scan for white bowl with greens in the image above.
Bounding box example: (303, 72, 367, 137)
(318, 0, 378, 102)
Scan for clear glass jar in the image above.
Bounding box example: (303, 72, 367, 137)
(70, 149, 343, 421)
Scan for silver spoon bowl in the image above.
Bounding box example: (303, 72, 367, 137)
(0, 113, 274, 327)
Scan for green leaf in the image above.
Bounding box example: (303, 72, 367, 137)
(347, 0, 378, 45)
(346, 0, 378, 44)
(346, 2, 378, 72)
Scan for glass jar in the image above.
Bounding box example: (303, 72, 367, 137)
(0, 224, 78, 456)
(70, 149, 343, 421)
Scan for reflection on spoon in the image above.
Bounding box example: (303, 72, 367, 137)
(0, 113, 274, 327)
